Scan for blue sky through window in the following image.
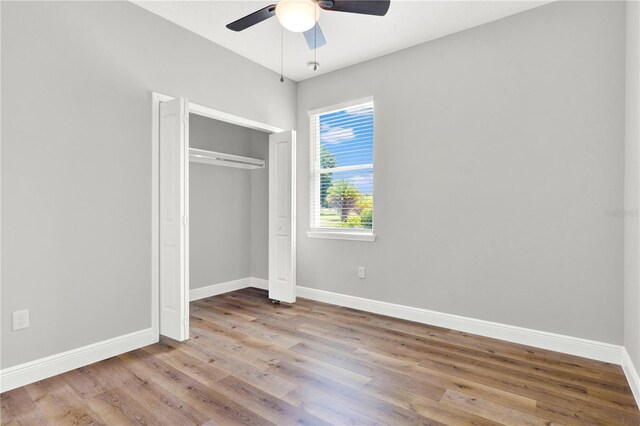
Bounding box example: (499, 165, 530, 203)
(319, 103, 373, 195)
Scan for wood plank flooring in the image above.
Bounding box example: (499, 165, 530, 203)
(2, 287, 639, 425)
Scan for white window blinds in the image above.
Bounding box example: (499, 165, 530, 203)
(309, 99, 374, 232)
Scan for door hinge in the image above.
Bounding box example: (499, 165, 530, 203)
(182, 216, 189, 226)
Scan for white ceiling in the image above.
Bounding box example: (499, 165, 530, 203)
(133, 0, 551, 82)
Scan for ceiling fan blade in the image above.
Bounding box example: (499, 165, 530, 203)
(303, 23, 326, 50)
(319, 0, 390, 16)
(226, 4, 277, 31)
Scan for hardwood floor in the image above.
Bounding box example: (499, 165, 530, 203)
(2, 287, 639, 425)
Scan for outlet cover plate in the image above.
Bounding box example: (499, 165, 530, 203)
(12, 309, 29, 331)
(358, 266, 366, 279)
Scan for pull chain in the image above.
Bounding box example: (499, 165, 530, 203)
(280, 27, 284, 83)
(313, 6, 318, 70)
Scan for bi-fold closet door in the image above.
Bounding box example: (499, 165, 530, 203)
(158, 97, 296, 342)
(268, 131, 296, 304)
(159, 98, 190, 342)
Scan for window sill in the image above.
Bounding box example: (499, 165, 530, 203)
(307, 231, 376, 242)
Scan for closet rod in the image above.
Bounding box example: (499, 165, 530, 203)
(189, 148, 265, 170)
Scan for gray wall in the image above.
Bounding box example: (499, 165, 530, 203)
(189, 114, 269, 289)
(625, 0, 640, 372)
(0, 1, 294, 369)
(296, 0, 625, 344)
(1, 0, 631, 373)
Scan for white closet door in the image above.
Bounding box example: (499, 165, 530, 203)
(269, 130, 296, 303)
(159, 97, 189, 341)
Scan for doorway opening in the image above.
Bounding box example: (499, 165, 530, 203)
(151, 93, 296, 341)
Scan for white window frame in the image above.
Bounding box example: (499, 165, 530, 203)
(307, 96, 376, 242)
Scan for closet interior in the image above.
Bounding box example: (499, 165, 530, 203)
(189, 113, 269, 294)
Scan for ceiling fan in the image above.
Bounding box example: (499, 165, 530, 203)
(226, 0, 391, 50)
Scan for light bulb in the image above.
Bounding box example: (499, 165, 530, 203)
(276, 0, 320, 33)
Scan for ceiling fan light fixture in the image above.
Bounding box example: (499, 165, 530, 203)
(276, 0, 320, 33)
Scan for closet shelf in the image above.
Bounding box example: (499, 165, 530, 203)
(189, 148, 265, 170)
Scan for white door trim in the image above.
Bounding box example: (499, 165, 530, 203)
(189, 102, 283, 134)
(151, 91, 285, 339)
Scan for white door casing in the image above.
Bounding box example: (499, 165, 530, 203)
(159, 97, 189, 341)
(269, 131, 297, 303)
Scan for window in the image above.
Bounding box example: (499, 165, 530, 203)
(308, 98, 375, 241)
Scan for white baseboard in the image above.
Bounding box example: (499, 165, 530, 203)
(189, 277, 267, 302)
(248, 279, 640, 408)
(4, 281, 637, 409)
(0, 328, 156, 393)
(622, 348, 640, 407)
(297, 285, 640, 408)
(295, 286, 624, 365)
(250, 277, 268, 290)
(1, 275, 261, 393)
(190, 278, 252, 301)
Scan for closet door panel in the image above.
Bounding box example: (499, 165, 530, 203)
(269, 131, 296, 303)
(159, 97, 189, 341)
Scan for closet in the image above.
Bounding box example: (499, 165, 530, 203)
(189, 114, 269, 297)
(155, 95, 296, 342)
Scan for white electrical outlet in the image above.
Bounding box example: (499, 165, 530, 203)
(358, 266, 366, 279)
(12, 309, 29, 331)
